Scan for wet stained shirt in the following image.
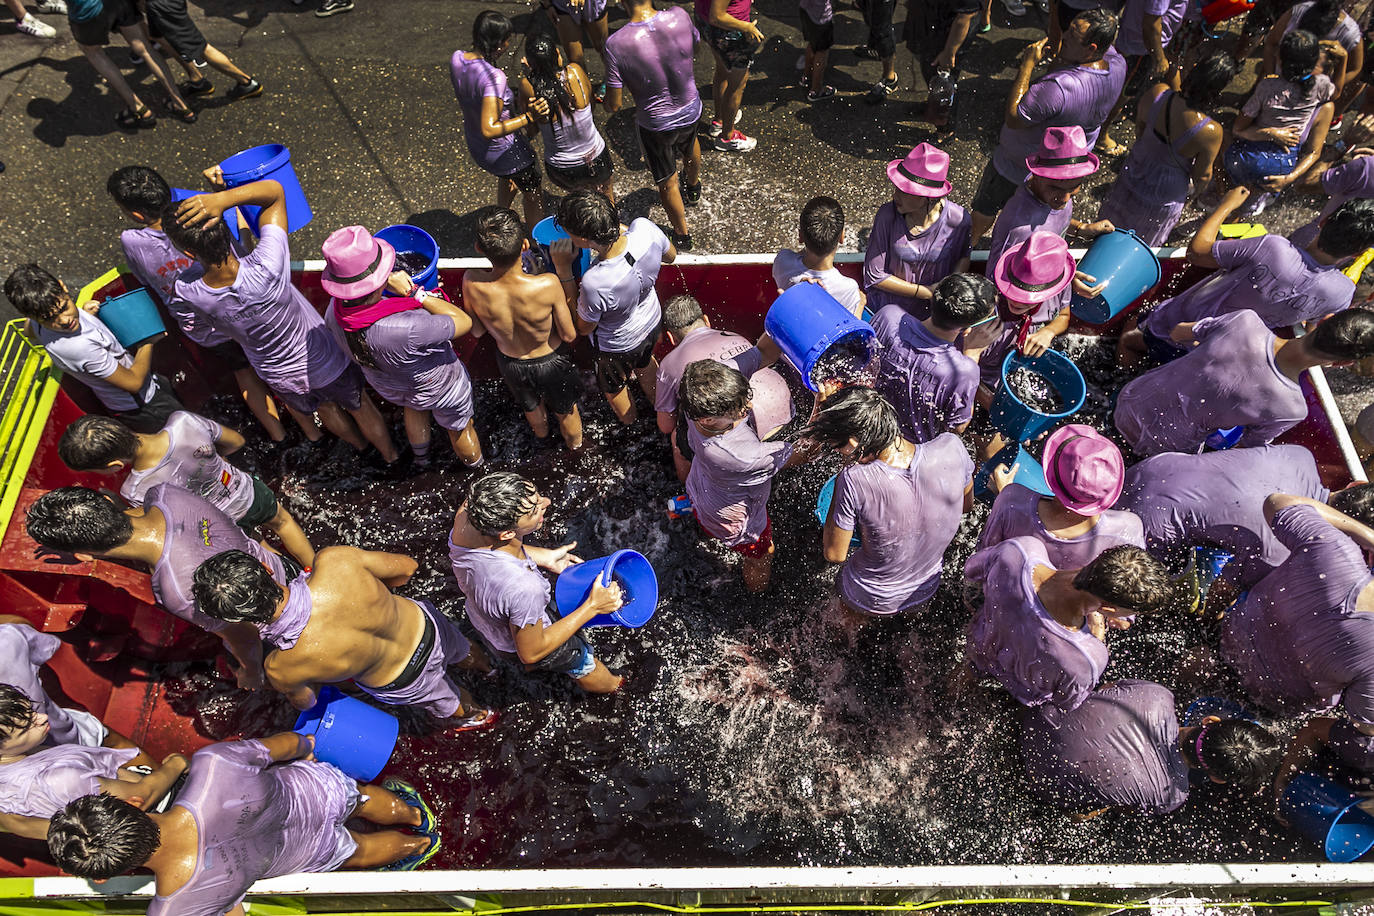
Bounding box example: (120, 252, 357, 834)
(977, 482, 1145, 569)
(121, 411, 255, 520)
(870, 305, 980, 442)
(0, 744, 137, 818)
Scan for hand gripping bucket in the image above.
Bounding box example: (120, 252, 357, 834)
(554, 549, 659, 628)
(814, 475, 859, 546)
(218, 143, 314, 234)
(1279, 772, 1374, 862)
(1070, 229, 1162, 325)
(293, 685, 399, 783)
(989, 350, 1086, 443)
(376, 224, 440, 296)
(94, 288, 166, 349)
(972, 443, 1053, 502)
(531, 216, 593, 279)
(763, 282, 877, 392)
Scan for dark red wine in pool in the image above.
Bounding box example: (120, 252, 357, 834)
(1005, 366, 1065, 413)
(394, 250, 432, 277)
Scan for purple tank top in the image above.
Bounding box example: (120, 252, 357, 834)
(539, 84, 607, 167)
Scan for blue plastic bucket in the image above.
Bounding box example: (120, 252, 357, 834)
(218, 144, 313, 234)
(763, 282, 877, 393)
(530, 216, 593, 279)
(554, 549, 659, 628)
(989, 350, 1087, 443)
(814, 475, 860, 545)
(293, 685, 399, 782)
(96, 288, 166, 349)
(171, 187, 242, 243)
(1070, 229, 1162, 325)
(973, 444, 1053, 502)
(1205, 426, 1244, 450)
(376, 224, 439, 296)
(1279, 772, 1374, 862)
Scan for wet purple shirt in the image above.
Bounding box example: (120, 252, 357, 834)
(986, 185, 1075, 322)
(38, 310, 159, 413)
(603, 8, 703, 132)
(1115, 310, 1307, 457)
(147, 740, 361, 916)
(871, 305, 980, 442)
(0, 624, 85, 746)
(863, 200, 972, 315)
(1114, 0, 1187, 57)
(1118, 444, 1329, 589)
(121, 411, 255, 521)
(1020, 679, 1190, 813)
(1221, 504, 1374, 721)
(0, 744, 136, 818)
(830, 433, 972, 614)
(654, 327, 752, 414)
(448, 539, 554, 655)
(450, 51, 537, 175)
(120, 226, 228, 347)
(1284, 0, 1363, 51)
(1293, 156, 1374, 248)
(965, 537, 1109, 716)
(978, 483, 1146, 569)
(772, 250, 864, 316)
(578, 219, 669, 352)
(324, 304, 472, 417)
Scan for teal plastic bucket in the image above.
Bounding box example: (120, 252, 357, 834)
(96, 288, 166, 349)
(989, 350, 1086, 443)
(292, 685, 399, 782)
(763, 282, 877, 392)
(973, 444, 1053, 502)
(1279, 772, 1374, 862)
(376, 224, 439, 296)
(531, 216, 593, 279)
(172, 187, 242, 243)
(813, 475, 860, 545)
(1070, 229, 1161, 325)
(554, 549, 659, 628)
(218, 143, 313, 234)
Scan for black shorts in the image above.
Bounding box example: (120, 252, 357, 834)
(68, 0, 140, 46)
(501, 163, 544, 194)
(112, 375, 185, 434)
(970, 160, 1021, 217)
(545, 147, 614, 192)
(800, 8, 835, 51)
(495, 347, 582, 416)
(639, 123, 699, 184)
(205, 339, 250, 372)
(594, 324, 660, 395)
(861, 0, 897, 57)
(143, 0, 208, 62)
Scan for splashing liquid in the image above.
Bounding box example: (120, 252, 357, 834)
(1006, 366, 1066, 413)
(809, 334, 878, 389)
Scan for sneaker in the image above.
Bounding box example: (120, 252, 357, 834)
(181, 79, 215, 97)
(679, 175, 702, 206)
(806, 85, 836, 101)
(706, 108, 742, 137)
(1000, 0, 1027, 16)
(448, 707, 499, 732)
(852, 44, 881, 59)
(381, 778, 438, 834)
(36, 0, 66, 12)
(382, 834, 442, 872)
(713, 129, 757, 152)
(316, 0, 353, 15)
(225, 78, 264, 100)
(17, 14, 56, 38)
(865, 75, 898, 104)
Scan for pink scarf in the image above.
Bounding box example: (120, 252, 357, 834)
(332, 294, 423, 333)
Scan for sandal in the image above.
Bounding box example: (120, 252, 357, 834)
(447, 707, 499, 733)
(115, 104, 156, 129)
(167, 101, 198, 124)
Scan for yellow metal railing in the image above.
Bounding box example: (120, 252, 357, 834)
(0, 319, 61, 545)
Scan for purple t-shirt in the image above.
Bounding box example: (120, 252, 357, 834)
(146, 483, 288, 634)
(871, 306, 980, 442)
(1285, 0, 1363, 51)
(120, 226, 228, 347)
(1221, 504, 1374, 721)
(1242, 73, 1335, 138)
(604, 7, 703, 132)
(964, 537, 1109, 716)
(0, 624, 85, 747)
(1115, 0, 1187, 57)
(174, 225, 351, 398)
(772, 250, 864, 316)
(1143, 234, 1354, 338)
(1293, 156, 1374, 248)
(992, 48, 1128, 183)
(38, 309, 159, 413)
(578, 219, 669, 352)
(1117, 444, 1329, 589)
(986, 185, 1075, 323)
(831, 433, 972, 614)
(654, 326, 751, 414)
(1115, 309, 1307, 457)
(978, 483, 1146, 569)
(1020, 679, 1190, 813)
(448, 539, 554, 655)
(147, 740, 361, 916)
(121, 411, 255, 521)
(863, 200, 972, 314)
(0, 744, 136, 818)
(449, 51, 537, 175)
(324, 304, 471, 415)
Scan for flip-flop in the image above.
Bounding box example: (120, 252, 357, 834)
(381, 778, 437, 834)
(448, 707, 500, 733)
(381, 833, 442, 871)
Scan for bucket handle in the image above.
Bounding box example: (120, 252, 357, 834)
(600, 550, 624, 588)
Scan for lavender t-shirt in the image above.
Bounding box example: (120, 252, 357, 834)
(1114, 0, 1187, 57)
(121, 411, 255, 521)
(871, 306, 981, 442)
(830, 433, 972, 614)
(654, 326, 751, 414)
(0, 624, 85, 747)
(0, 744, 136, 818)
(120, 226, 228, 347)
(1115, 309, 1307, 457)
(324, 304, 471, 416)
(603, 7, 703, 132)
(964, 536, 1109, 716)
(448, 539, 555, 655)
(986, 185, 1075, 322)
(450, 51, 536, 175)
(1242, 73, 1335, 136)
(1293, 156, 1374, 249)
(863, 200, 972, 314)
(1221, 504, 1374, 721)
(578, 219, 669, 352)
(1117, 444, 1329, 589)
(174, 225, 351, 398)
(978, 483, 1146, 569)
(38, 310, 158, 413)
(772, 250, 864, 317)
(1285, 0, 1362, 51)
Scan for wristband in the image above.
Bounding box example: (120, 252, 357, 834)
(557, 274, 575, 284)
(409, 284, 426, 302)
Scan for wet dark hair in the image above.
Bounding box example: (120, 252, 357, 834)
(465, 472, 540, 536)
(58, 415, 140, 472)
(160, 202, 233, 267)
(473, 9, 513, 59)
(1309, 308, 1374, 359)
(799, 196, 845, 256)
(1296, 0, 1342, 40)
(1318, 198, 1374, 257)
(1186, 719, 1283, 789)
(556, 190, 620, 248)
(106, 166, 172, 217)
(49, 794, 161, 880)
(525, 33, 574, 121)
(1072, 545, 1174, 614)
(1180, 49, 1239, 109)
(930, 273, 997, 331)
(474, 205, 526, 267)
(803, 387, 900, 461)
(1279, 29, 1322, 97)
(679, 359, 751, 421)
(663, 295, 706, 333)
(4, 264, 67, 322)
(0, 684, 35, 740)
(193, 550, 282, 624)
(1072, 8, 1118, 59)
(26, 487, 133, 553)
(1329, 481, 1374, 527)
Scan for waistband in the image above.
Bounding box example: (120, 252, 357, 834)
(373, 604, 437, 692)
(494, 345, 571, 367)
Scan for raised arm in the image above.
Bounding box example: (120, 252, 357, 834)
(1187, 186, 1251, 268)
(177, 179, 288, 234)
(1264, 492, 1374, 550)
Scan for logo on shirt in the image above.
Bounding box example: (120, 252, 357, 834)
(220, 470, 232, 489)
(199, 518, 213, 547)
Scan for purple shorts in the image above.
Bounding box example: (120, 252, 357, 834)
(358, 599, 472, 719)
(275, 363, 365, 414)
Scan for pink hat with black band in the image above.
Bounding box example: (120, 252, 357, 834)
(1025, 125, 1100, 182)
(321, 225, 396, 300)
(993, 230, 1076, 306)
(887, 143, 952, 198)
(1043, 424, 1125, 515)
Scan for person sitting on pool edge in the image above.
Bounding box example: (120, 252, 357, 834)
(449, 472, 626, 693)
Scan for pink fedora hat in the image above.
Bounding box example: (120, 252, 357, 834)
(993, 230, 1077, 306)
(1025, 125, 1100, 181)
(1043, 423, 1125, 515)
(887, 143, 952, 198)
(321, 225, 396, 300)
